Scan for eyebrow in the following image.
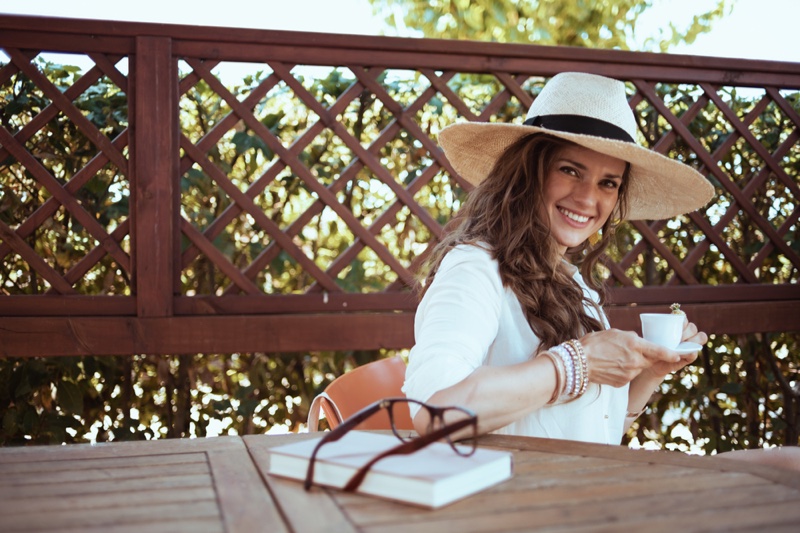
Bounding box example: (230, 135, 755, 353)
(559, 157, 624, 180)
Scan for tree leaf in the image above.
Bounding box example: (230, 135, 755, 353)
(57, 381, 84, 415)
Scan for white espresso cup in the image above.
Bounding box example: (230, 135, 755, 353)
(640, 313, 684, 349)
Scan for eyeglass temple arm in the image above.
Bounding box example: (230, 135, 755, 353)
(342, 416, 475, 492)
(304, 401, 385, 490)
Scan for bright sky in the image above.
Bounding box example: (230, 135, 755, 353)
(0, 0, 798, 63)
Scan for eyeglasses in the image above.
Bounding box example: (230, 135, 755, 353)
(304, 397, 477, 492)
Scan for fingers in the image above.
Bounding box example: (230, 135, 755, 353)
(684, 331, 708, 346)
(681, 320, 709, 346)
(581, 329, 650, 386)
(636, 337, 681, 363)
(682, 351, 699, 365)
(582, 328, 705, 388)
(682, 320, 696, 340)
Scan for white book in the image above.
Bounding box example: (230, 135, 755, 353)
(267, 431, 513, 509)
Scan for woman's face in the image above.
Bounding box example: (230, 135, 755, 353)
(542, 144, 626, 255)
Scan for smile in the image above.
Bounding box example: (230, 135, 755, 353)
(558, 207, 590, 224)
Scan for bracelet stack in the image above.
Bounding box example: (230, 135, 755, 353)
(545, 339, 589, 403)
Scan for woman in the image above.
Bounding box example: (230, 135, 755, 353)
(402, 73, 798, 469)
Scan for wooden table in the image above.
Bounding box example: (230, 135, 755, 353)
(1, 433, 799, 532)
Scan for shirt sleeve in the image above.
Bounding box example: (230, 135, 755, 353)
(403, 245, 505, 419)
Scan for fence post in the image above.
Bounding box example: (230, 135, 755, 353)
(132, 36, 178, 318)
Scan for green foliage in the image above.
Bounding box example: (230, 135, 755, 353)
(371, 0, 732, 51)
(0, 350, 402, 443)
(627, 332, 800, 452)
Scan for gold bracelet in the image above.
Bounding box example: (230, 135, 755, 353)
(626, 406, 647, 418)
(566, 339, 588, 396)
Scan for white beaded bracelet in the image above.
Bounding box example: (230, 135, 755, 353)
(550, 344, 577, 398)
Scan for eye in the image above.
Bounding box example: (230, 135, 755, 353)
(559, 165, 579, 177)
(601, 179, 621, 190)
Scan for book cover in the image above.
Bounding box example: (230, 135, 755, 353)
(267, 431, 513, 509)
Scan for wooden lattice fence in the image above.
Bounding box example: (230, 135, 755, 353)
(1, 15, 799, 359)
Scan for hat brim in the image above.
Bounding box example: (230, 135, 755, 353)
(438, 122, 715, 221)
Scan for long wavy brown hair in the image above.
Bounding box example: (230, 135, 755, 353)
(421, 133, 631, 352)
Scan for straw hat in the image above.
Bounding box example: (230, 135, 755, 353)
(438, 72, 714, 220)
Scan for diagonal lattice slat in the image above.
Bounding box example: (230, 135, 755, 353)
(0, 218, 75, 293)
(177, 66, 281, 270)
(702, 83, 800, 199)
(677, 128, 798, 283)
(616, 85, 713, 285)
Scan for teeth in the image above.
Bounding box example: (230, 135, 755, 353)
(559, 207, 589, 223)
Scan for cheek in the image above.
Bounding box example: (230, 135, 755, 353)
(599, 194, 619, 220)
(542, 176, 568, 205)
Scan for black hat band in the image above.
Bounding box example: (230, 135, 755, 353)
(524, 114, 635, 143)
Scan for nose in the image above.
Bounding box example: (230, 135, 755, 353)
(570, 180, 598, 207)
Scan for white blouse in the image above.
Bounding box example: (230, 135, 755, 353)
(403, 244, 629, 445)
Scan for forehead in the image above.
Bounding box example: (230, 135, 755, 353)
(555, 144, 627, 175)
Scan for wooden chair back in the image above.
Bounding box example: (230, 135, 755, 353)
(307, 356, 413, 431)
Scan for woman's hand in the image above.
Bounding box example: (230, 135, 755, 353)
(639, 317, 707, 380)
(579, 328, 683, 387)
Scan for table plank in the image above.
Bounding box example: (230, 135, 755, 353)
(4, 500, 221, 532)
(3, 486, 216, 515)
(480, 434, 800, 490)
(1, 458, 209, 485)
(0, 473, 212, 499)
(0, 451, 205, 474)
(560, 499, 800, 533)
(0, 436, 287, 533)
(54, 519, 224, 533)
(243, 433, 359, 533)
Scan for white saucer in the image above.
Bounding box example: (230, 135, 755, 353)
(674, 341, 702, 355)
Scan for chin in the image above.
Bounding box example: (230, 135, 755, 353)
(555, 235, 589, 249)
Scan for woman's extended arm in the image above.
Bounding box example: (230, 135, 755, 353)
(414, 355, 558, 436)
(414, 327, 691, 437)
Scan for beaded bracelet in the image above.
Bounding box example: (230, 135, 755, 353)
(550, 344, 576, 398)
